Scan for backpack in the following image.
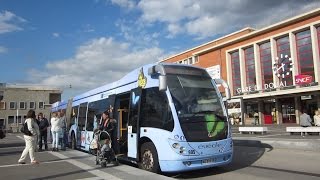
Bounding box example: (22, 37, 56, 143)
(20, 122, 33, 136)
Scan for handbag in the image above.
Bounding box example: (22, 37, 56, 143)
(20, 122, 33, 136)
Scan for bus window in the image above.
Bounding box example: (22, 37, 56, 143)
(87, 99, 111, 131)
(59, 109, 67, 130)
(140, 87, 173, 131)
(70, 106, 79, 128)
(78, 103, 88, 131)
(86, 109, 95, 131)
(167, 74, 227, 142)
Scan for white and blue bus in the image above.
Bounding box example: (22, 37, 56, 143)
(51, 63, 233, 173)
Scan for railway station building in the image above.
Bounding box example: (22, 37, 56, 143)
(161, 8, 320, 125)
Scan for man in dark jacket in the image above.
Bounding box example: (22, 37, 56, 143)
(38, 113, 50, 151)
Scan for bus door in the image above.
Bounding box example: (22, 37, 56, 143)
(78, 102, 88, 149)
(127, 88, 142, 159)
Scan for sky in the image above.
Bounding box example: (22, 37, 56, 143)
(1, 0, 320, 99)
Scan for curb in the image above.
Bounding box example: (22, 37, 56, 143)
(233, 137, 320, 152)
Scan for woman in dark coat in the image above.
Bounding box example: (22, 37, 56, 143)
(99, 111, 119, 154)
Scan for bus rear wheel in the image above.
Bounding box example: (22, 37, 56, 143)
(139, 142, 160, 173)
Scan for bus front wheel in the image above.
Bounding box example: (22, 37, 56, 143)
(139, 142, 160, 173)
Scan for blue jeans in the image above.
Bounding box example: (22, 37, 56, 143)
(61, 129, 67, 149)
(51, 131, 60, 149)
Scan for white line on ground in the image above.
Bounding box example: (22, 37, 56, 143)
(0, 159, 68, 168)
(255, 133, 287, 138)
(48, 151, 122, 180)
(75, 177, 104, 180)
(0, 146, 22, 150)
(16, 135, 24, 140)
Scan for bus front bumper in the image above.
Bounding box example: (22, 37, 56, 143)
(159, 151, 233, 172)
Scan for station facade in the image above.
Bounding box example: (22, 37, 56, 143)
(161, 8, 320, 125)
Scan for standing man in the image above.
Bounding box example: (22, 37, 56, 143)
(59, 111, 67, 150)
(38, 112, 49, 151)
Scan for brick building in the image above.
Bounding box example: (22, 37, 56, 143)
(162, 8, 320, 126)
(0, 83, 61, 132)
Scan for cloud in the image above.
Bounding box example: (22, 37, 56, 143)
(137, 0, 320, 39)
(52, 32, 60, 38)
(138, 0, 200, 23)
(27, 37, 164, 98)
(0, 10, 26, 34)
(111, 0, 136, 9)
(167, 23, 182, 38)
(98, 0, 136, 10)
(0, 46, 8, 53)
(115, 19, 160, 49)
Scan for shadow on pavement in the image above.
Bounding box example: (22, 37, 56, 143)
(0, 150, 22, 157)
(0, 142, 24, 148)
(233, 139, 274, 151)
(165, 140, 273, 179)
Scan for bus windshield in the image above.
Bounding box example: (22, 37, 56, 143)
(167, 74, 228, 142)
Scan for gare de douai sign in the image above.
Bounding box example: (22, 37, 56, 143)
(236, 74, 314, 94)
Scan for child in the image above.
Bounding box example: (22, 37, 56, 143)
(101, 138, 113, 163)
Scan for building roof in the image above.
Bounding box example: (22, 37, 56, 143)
(160, 27, 255, 62)
(1, 83, 62, 92)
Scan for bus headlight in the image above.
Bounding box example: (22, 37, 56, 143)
(168, 139, 199, 156)
(172, 143, 180, 149)
(179, 146, 186, 154)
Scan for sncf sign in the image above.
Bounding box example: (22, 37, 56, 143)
(295, 74, 313, 85)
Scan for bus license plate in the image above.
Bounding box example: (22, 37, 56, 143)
(202, 158, 214, 164)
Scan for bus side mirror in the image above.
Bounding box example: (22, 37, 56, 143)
(214, 79, 231, 101)
(159, 75, 167, 91)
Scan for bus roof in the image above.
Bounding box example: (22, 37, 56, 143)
(51, 63, 207, 110)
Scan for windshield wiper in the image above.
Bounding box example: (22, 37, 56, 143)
(194, 110, 215, 114)
(190, 111, 227, 122)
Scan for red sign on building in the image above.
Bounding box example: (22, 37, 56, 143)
(295, 74, 313, 85)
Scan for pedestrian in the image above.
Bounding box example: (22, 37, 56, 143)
(18, 110, 40, 164)
(51, 112, 62, 151)
(254, 112, 259, 125)
(37, 112, 50, 151)
(99, 110, 119, 154)
(300, 109, 312, 137)
(313, 110, 320, 126)
(59, 111, 67, 150)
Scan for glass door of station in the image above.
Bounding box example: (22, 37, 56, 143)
(280, 98, 296, 123)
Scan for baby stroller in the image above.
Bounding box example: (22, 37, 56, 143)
(91, 129, 119, 167)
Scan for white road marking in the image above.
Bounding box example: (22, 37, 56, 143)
(76, 177, 103, 180)
(49, 151, 122, 180)
(0, 146, 22, 150)
(255, 133, 287, 138)
(0, 159, 68, 168)
(16, 135, 24, 140)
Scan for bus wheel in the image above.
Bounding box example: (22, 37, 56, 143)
(71, 133, 76, 149)
(139, 142, 160, 173)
